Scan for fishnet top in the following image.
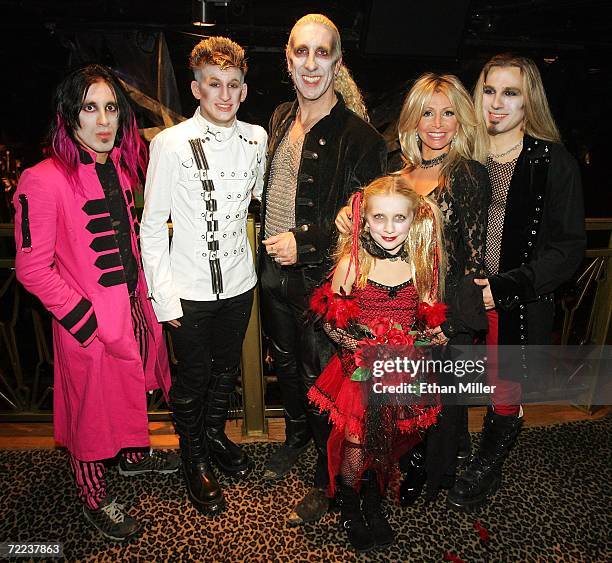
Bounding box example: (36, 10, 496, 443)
(264, 129, 303, 238)
(484, 156, 519, 275)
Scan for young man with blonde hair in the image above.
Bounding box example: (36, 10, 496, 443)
(141, 36, 267, 515)
(448, 53, 585, 511)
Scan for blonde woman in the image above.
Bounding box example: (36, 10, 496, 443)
(337, 73, 491, 502)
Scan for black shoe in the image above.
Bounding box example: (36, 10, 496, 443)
(362, 471, 394, 548)
(183, 460, 226, 515)
(336, 477, 375, 553)
(206, 428, 251, 478)
(82, 498, 142, 542)
(118, 449, 181, 476)
(287, 487, 330, 526)
(447, 408, 522, 512)
(399, 442, 426, 507)
(263, 442, 310, 480)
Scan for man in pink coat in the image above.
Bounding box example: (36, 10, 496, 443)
(13, 64, 179, 542)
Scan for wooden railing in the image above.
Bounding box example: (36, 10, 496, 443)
(1, 219, 610, 428)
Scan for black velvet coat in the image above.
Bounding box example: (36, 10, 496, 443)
(260, 96, 387, 286)
(489, 135, 586, 345)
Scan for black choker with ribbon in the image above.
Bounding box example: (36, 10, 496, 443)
(360, 233, 409, 262)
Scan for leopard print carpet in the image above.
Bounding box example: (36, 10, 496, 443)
(0, 417, 610, 562)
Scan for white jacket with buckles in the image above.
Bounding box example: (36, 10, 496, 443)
(141, 108, 267, 322)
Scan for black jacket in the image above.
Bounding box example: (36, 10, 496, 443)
(260, 96, 387, 285)
(489, 135, 586, 344)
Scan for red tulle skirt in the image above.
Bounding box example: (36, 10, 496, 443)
(308, 353, 440, 495)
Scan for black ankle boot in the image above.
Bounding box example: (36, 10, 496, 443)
(362, 471, 394, 547)
(399, 442, 426, 506)
(447, 408, 522, 512)
(263, 416, 310, 480)
(171, 396, 225, 515)
(336, 477, 375, 552)
(182, 459, 226, 515)
(284, 416, 311, 449)
(205, 370, 251, 478)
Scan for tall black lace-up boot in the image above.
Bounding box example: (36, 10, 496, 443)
(171, 396, 225, 515)
(447, 407, 522, 512)
(362, 470, 394, 548)
(205, 369, 251, 477)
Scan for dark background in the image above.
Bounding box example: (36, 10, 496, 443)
(0, 0, 610, 217)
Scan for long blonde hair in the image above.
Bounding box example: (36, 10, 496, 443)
(286, 13, 369, 121)
(334, 175, 446, 303)
(473, 54, 561, 143)
(398, 73, 488, 182)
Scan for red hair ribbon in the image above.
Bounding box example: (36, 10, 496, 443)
(344, 191, 363, 286)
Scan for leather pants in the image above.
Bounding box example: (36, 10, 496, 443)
(260, 252, 335, 488)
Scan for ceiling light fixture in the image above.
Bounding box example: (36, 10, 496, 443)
(192, 1, 230, 27)
(192, 0, 214, 27)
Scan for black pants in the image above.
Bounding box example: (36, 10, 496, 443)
(169, 289, 254, 404)
(260, 253, 335, 488)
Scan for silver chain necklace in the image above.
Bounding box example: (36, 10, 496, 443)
(488, 139, 523, 159)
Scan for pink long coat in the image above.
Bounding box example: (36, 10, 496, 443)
(13, 148, 170, 461)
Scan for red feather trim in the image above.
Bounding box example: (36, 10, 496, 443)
(309, 284, 334, 317)
(326, 293, 360, 329)
(309, 283, 360, 329)
(417, 302, 448, 328)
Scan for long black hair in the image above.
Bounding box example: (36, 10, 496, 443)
(47, 64, 146, 190)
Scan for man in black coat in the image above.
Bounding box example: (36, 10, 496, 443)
(259, 14, 386, 524)
(448, 54, 586, 511)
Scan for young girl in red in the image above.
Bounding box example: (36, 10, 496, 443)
(308, 174, 446, 552)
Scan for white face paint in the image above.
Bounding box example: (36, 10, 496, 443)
(74, 81, 119, 164)
(191, 64, 247, 127)
(365, 194, 414, 253)
(417, 91, 459, 159)
(482, 66, 525, 139)
(286, 22, 340, 104)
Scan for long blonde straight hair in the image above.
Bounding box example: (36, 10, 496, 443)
(473, 53, 561, 143)
(398, 73, 489, 184)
